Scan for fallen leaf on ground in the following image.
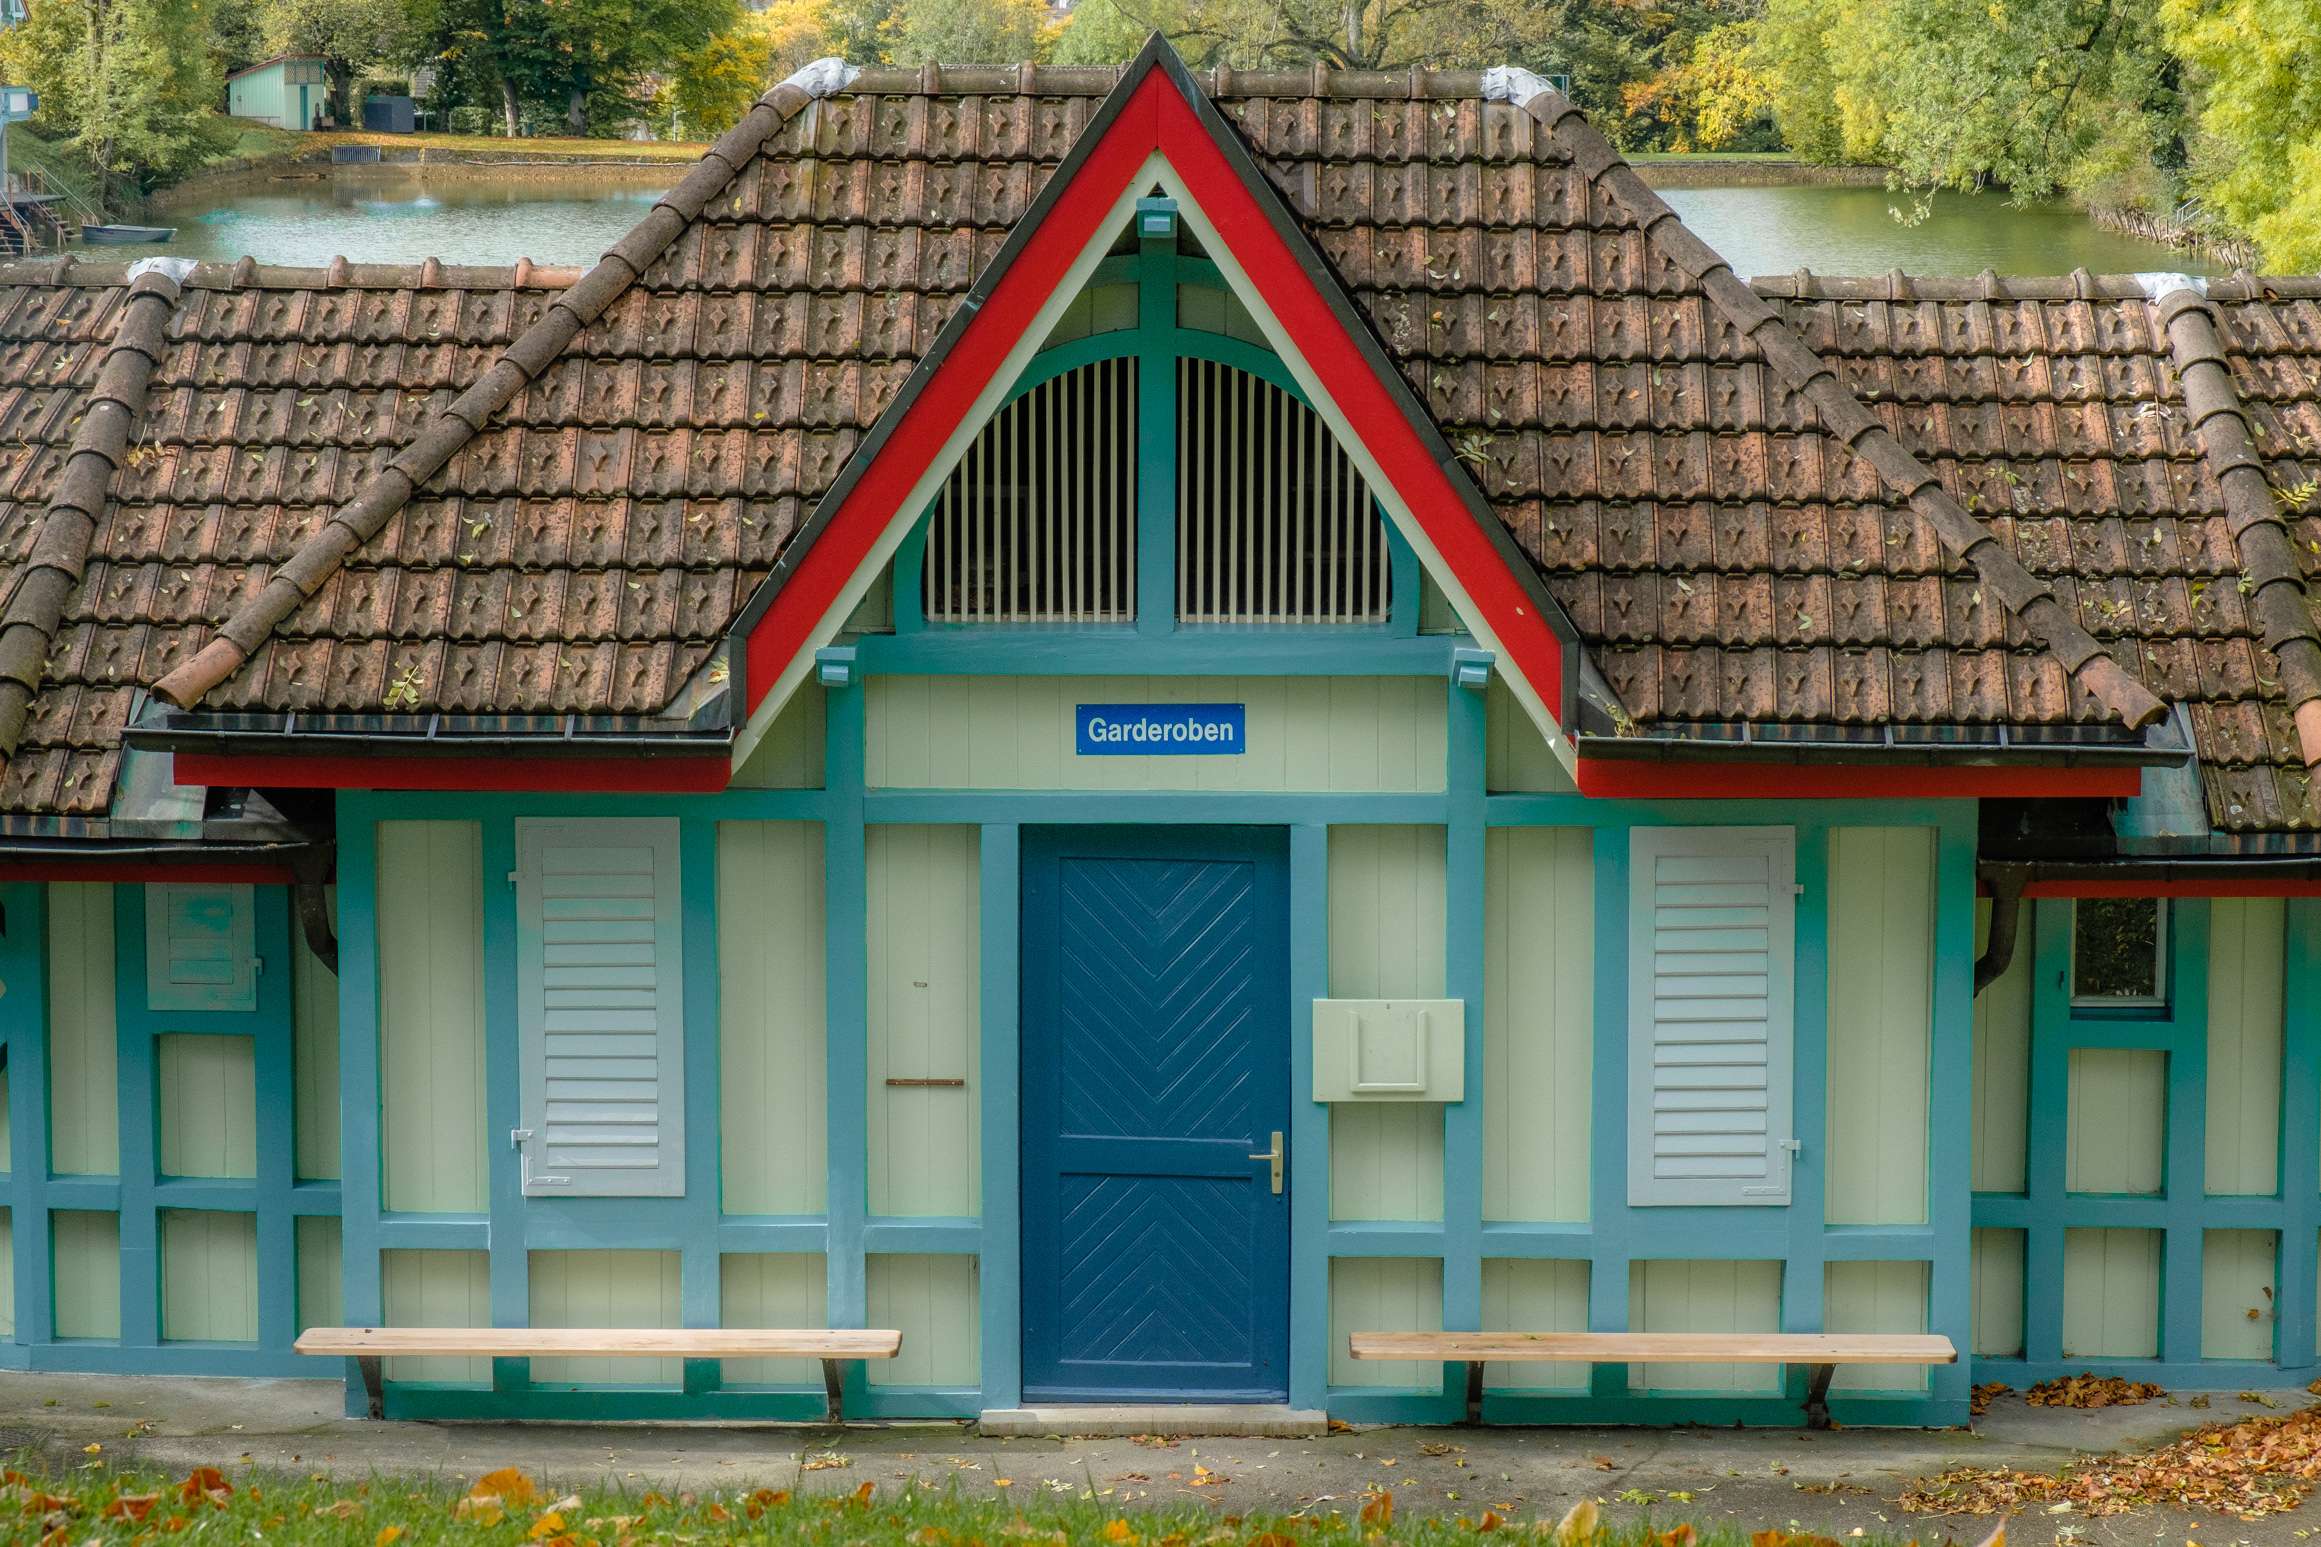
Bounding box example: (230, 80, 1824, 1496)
(2024, 1374, 2164, 1409)
(1970, 1382, 2011, 1416)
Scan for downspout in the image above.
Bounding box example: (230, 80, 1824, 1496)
(291, 846, 337, 975)
(1973, 864, 2030, 996)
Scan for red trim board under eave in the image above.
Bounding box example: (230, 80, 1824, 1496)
(2020, 878, 2321, 898)
(1571, 760, 2145, 800)
(170, 751, 734, 794)
(739, 70, 1569, 728)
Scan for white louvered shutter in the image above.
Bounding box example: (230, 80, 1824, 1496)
(145, 884, 258, 1012)
(1627, 827, 1796, 1207)
(516, 818, 686, 1197)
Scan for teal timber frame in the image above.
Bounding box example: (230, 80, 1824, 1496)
(1971, 897, 2321, 1388)
(0, 879, 337, 1376)
(323, 239, 1971, 1425)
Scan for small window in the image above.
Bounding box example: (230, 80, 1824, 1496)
(2070, 898, 2167, 1008)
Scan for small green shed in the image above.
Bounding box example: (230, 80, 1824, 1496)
(226, 54, 329, 132)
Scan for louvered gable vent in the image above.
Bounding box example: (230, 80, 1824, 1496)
(1626, 828, 1796, 1207)
(516, 818, 686, 1197)
(145, 884, 257, 1012)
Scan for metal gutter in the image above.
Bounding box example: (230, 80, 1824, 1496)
(1570, 715, 2188, 769)
(125, 704, 734, 762)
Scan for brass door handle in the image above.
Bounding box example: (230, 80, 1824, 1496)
(1249, 1130, 1284, 1194)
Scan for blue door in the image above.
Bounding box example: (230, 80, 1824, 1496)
(1021, 826, 1292, 1402)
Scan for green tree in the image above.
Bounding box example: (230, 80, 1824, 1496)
(662, 10, 779, 137)
(259, 0, 415, 122)
(0, 0, 225, 205)
(887, 0, 1051, 65)
(2161, 0, 2321, 270)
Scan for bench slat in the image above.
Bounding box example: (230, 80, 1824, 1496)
(1347, 1332, 1955, 1365)
(295, 1327, 903, 1360)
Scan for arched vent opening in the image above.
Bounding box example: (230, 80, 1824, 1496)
(1177, 359, 1390, 625)
(922, 359, 1138, 623)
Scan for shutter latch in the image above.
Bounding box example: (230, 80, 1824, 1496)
(509, 1127, 532, 1150)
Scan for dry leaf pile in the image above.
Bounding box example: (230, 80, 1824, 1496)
(2022, 1374, 2165, 1408)
(1969, 1382, 2010, 1416)
(1902, 1400, 2321, 1520)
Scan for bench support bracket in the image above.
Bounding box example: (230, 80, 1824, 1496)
(821, 1359, 846, 1426)
(1803, 1363, 1835, 1430)
(356, 1356, 384, 1420)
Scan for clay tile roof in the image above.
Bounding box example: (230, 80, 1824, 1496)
(3, 46, 2320, 842)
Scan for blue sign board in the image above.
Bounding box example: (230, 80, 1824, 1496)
(1075, 703, 1246, 756)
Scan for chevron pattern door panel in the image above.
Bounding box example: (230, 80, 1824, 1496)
(1022, 827, 1291, 1402)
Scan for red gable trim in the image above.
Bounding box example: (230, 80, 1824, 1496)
(0, 862, 298, 883)
(2020, 877, 2321, 898)
(1571, 760, 2144, 800)
(738, 65, 1570, 734)
(171, 751, 732, 794)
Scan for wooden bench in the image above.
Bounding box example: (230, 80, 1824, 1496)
(1349, 1332, 1958, 1428)
(295, 1327, 904, 1424)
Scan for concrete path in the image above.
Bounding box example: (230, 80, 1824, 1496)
(1, 1372, 2313, 1544)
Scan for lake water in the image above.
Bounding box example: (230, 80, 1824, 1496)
(97, 165, 2218, 278)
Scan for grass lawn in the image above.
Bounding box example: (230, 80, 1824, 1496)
(1, 1456, 1949, 1546)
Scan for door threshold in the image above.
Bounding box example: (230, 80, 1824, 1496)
(980, 1405, 1327, 1438)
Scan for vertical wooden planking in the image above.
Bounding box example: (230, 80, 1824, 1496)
(866, 827, 981, 1217)
(719, 1253, 829, 1384)
(157, 1034, 257, 1179)
(1626, 1260, 1784, 1393)
(718, 822, 829, 1214)
(1482, 827, 1593, 1222)
(1971, 898, 2032, 1194)
(381, 1249, 492, 1381)
(1822, 1261, 1931, 1392)
(160, 1211, 258, 1342)
(377, 822, 488, 1213)
(2065, 1050, 2166, 1195)
(2207, 898, 2285, 1196)
(729, 685, 827, 789)
(1478, 1259, 1589, 1390)
(293, 924, 341, 1181)
(1483, 676, 1577, 793)
(51, 1211, 120, 1339)
(1327, 826, 1446, 1224)
(1826, 829, 1934, 1225)
(1329, 1257, 1442, 1387)
(297, 1216, 343, 1333)
(1970, 1227, 2026, 1357)
(2061, 1228, 2161, 1357)
(866, 1254, 980, 1386)
(527, 1250, 684, 1384)
(2201, 1230, 2277, 1360)
(46, 883, 118, 1175)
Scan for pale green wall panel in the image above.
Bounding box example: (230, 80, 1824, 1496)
(52, 1211, 119, 1340)
(528, 1250, 683, 1384)
(1970, 899, 2031, 1194)
(2201, 1229, 2277, 1361)
(1483, 827, 1592, 1222)
(867, 827, 981, 1217)
(297, 1215, 343, 1334)
(866, 1254, 979, 1386)
(1627, 1260, 1783, 1393)
(865, 676, 1446, 792)
(160, 1211, 258, 1342)
(1478, 1258, 1588, 1389)
(381, 1249, 491, 1380)
(1826, 828, 1933, 1225)
(732, 684, 827, 789)
(47, 883, 118, 1176)
(377, 822, 488, 1213)
(294, 920, 341, 1181)
(2062, 1227, 2161, 1358)
(1328, 825, 1445, 1223)
(719, 822, 829, 1214)
(1970, 1228, 2025, 1358)
(1822, 1261, 1930, 1392)
(2207, 898, 2285, 1197)
(1329, 1257, 1442, 1386)
(1484, 674, 1575, 793)
(157, 1034, 257, 1180)
(720, 1253, 829, 1383)
(2066, 1050, 2165, 1195)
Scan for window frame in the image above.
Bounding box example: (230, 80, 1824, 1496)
(2066, 896, 2170, 1011)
